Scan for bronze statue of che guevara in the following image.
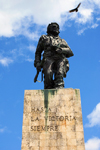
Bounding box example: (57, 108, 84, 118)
(34, 22, 74, 89)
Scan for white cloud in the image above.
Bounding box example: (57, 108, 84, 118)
(23, 30, 39, 41)
(0, 0, 100, 37)
(86, 103, 100, 127)
(97, 18, 100, 21)
(0, 126, 7, 133)
(0, 126, 11, 133)
(91, 23, 99, 28)
(77, 9, 93, 24)
(25, 58, 33, 62)
(78, 22, 98, 34)
(78, 28, 87, 35)
(28, 45, 36, 52)
(0, 57, 13, 66)
(0, 44, 35, 66)
(92, 0, 100, 8)
(85, 137, 100, 150)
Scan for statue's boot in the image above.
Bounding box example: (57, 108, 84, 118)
(54, 75, 64, 89)
(43, 72, 54, 89)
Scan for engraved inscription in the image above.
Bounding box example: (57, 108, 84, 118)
(31, 107, 51, 113)
(30, 107, 76, 132)
(31, 125, 58, 131)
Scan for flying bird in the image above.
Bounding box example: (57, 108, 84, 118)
(69, 3, 81, 13)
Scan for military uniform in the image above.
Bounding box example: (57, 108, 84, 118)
(34, 34, 73, 89)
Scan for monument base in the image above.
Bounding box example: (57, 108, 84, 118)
(21, 88, 85, 150)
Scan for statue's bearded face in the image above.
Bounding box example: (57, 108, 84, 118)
(47, 23, 59, 35)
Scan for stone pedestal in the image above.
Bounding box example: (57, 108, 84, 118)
(21, 88, 85, 150)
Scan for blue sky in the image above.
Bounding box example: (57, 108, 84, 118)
(0, 0, 100, 150)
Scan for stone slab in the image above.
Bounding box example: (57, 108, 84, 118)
(21, 88, 85, 150)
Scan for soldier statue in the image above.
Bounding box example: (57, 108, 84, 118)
(34, 22, 74, 89)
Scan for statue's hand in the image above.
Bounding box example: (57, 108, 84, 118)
(56, 48, 62, 54)
(36, 62, 41, 71)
